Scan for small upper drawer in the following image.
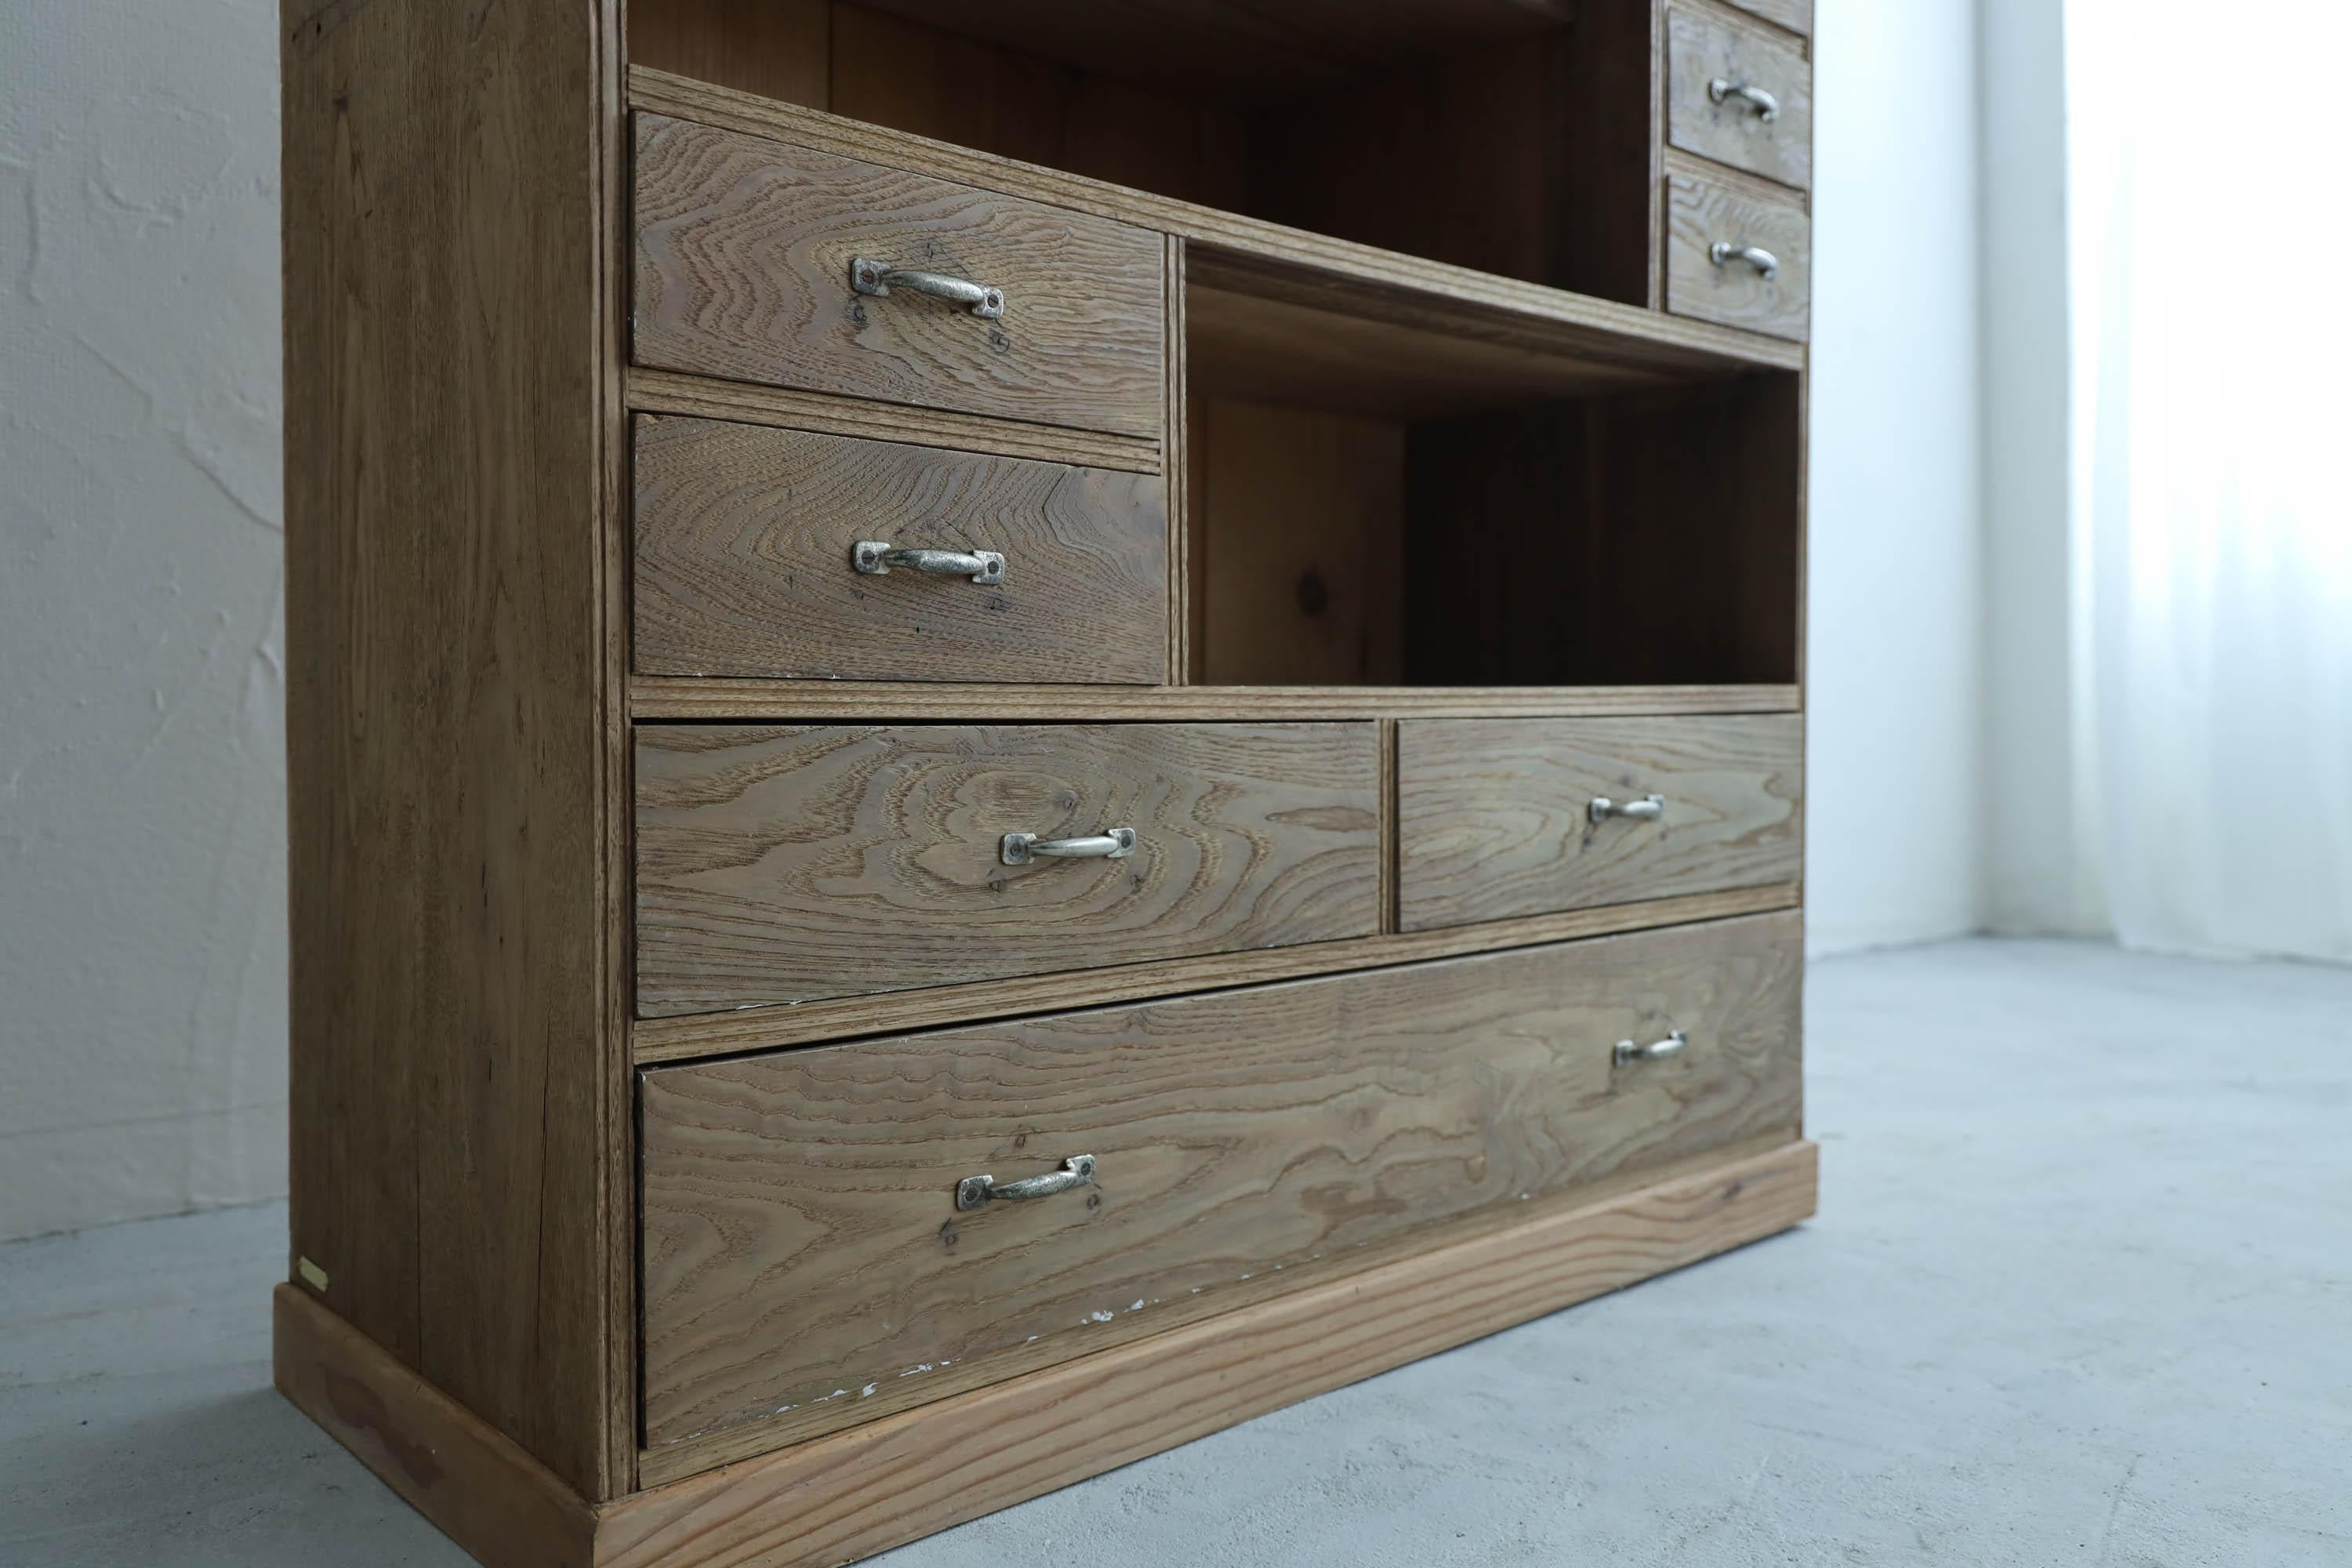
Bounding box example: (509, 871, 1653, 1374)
(1396, 714, 1802, 932)
(633, 415, 1169, 684)
(1721, 0, 1811, 35)
(639, 913, 1804, 1457)
(1667, 5, 1812, 190)
(633, 114, 1167, 439)
(1665, 172, 1810, 342)
(635, 722, 1380, 1016)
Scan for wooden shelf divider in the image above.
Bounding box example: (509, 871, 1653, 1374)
(629, 678, 1803, 723)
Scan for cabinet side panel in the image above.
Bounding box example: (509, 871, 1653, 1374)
(281, 0, 619, 1497)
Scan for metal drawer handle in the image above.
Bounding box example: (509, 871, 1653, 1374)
(1002, 827, 1136, 866)
(850, 256, 1005, 319)
(1589, 793, 1666, 824)
(853, 540, 1005, 586)
(1708, 78, 1781, 122)
(956, 1154, 1096, 1212)
(1616, 1030, 1690, 1066)
(1710, 241, 1780, 281)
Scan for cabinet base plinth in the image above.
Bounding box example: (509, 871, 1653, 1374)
(276, 1138, 1817, 1568)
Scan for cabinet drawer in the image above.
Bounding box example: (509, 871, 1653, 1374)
(633, 114, 1167, 439)
(1667, 5, 1812, 190)
(635, 723, 1379, 1016)
(1722, 0, 1811, 35)
(640, 913, 1804, 1456)
(1665, 172, 1810, 340)
(1397, 715, 1802, 932)
(633, 416, 1169, 684)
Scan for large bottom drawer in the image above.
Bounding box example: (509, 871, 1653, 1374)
(638, 912, 1802, 1464)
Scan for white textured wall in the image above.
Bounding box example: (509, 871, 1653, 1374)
(1803, 0, 1987, 955)
(1979, 0, 2100, 938)
(0, 0, 286, 1240)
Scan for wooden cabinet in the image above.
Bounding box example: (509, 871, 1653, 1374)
(280, 2, 1817, 1564)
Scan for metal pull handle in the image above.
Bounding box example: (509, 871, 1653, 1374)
(1616, 1030, 1690, 1066)
(850, 257, 1005, 319)
(1709, 241, 1780, 281)
(1708, 78, 1781, 122)
(1002, 827, 1136, 866)
(956, 1154, 1096, 1212)
(1589, 793, 1666, 824)
(853, 540, 1005, 586)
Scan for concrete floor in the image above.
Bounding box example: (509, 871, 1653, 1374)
(4, 938, 2348, 1566)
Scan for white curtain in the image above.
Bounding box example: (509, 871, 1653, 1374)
(2064, 3, 2352, 963)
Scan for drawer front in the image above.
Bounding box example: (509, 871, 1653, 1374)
(1722, 0, 1811, 35)
(633, 416, 1169, 684)
(635, 723, 1379, 1016)
(641, 913, 1804, 1455)
(1397, 715, 1802, 932)
(1665, 172, 1810, 340)
(1667, 5, 1812, 190)
(633, 114, 1167, 438)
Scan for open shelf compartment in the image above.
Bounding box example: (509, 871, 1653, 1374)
(1184, 254, 1802, 689)
(629, 0, 1661, 305)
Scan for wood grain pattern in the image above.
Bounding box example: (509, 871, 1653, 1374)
(1398, 715, 1804, 931)
(282, 0, 621, 1497)
(629, 678, 1804, 721)
(820, 5, 1254, 209)
(278, 1138, 1816, 1565)
(640, 913, 1804, 1460)
(597, 0, 637, 1492)
(627, 0, 829, 107)
(1664, 141, 1808, 209)
(1668, 4, 1813, 190)
(1718, 0, 1812, 38)
(1182, 241, 1799, 393)
(633, 114, 1167, 437)
(626, 366, 1163, 474)
(1378, 717, 1401, 933)
(637, 5, 1652, 307)
(633, 415, 1170, 684)
(634, 723, 1380, 1015)
(1164, 236, 1191, 684)
(1198, 399, 1404, 684)
(631, 881, 1802, 1061)
(1186, 280, 1664, 420)
(1665, 169, 1811, 340)
(837, 0, 1577, 98)
(628, 67, 1807, 374)
(1240, 38, 1584, 294)
(272, 1287, 598, 1568)
(1185, 394, 1210, 681)
(1393, 377, 1802, 691)
(1556, 0, 1664, 308)
(1397, 373, 1801, 692)
(1582, 369, 1804, 688)
(821, 5, 1087, 193)
(1398, 401, 1593, 688)
(615, 1138, 1815, 1548)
